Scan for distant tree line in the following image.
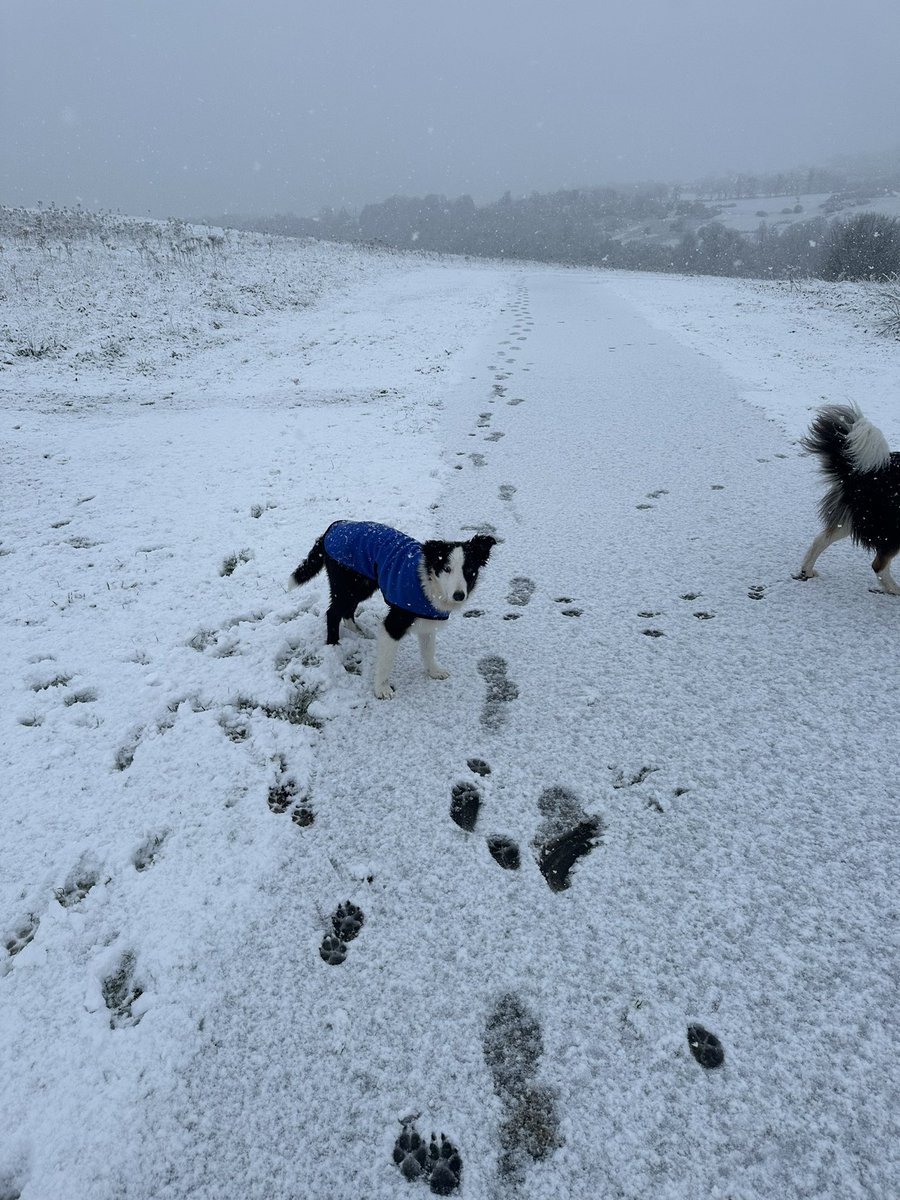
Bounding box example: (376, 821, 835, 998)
(215, 180, 900, 282)
(692, 166, 848, 201)
(677, 211, 900, 281)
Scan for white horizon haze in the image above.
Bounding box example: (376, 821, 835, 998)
(2, 0, 900, 221)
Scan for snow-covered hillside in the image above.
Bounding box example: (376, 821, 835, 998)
(2, 212, 898, 1200)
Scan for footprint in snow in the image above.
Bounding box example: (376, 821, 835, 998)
(487, 836, 521, 871)
(267, 760, 315, 826)
(267, 782, 316, 820)
(451, 761, 521, 869)
(4, 914, 40, 969)
(555, 597, 582, 617)
(319, 902, 364, 965)
(483, 992, 543, 1095)
(483, 993, 562, 1182)
(506, 577, 536, 606)
(611, 765, 659, 789)
(392, 1121, 463, 1194)
(452, 767, 601, 887)
(29, 671, 72, 692)
(55, 859, 101, 908)
(132, 831, 168, 872)
(102, 950, 144, 1029)
(477, 655, 519, 732)
(611, 764, 687, 812)
(533, 786, 603, 892)
(267, 782, 295, 813)
(687, 1024, 725, 1069)
(450, 781, 482, 832)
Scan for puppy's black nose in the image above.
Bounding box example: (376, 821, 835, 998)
(453, 590, 466, 602)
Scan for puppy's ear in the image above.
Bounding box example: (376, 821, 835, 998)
(421, 540, 450, 572)
(467, 534, 497, 567)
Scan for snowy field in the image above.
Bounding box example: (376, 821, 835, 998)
(695, 190, 900, 235)
(2, 213, 899, 1199)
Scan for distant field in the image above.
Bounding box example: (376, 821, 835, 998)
(617, 188, 900, 248)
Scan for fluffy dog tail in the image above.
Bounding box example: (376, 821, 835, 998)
(801, 404, 891, 479)
(801, 404, 892, 531)
(289, 535, 327, 588)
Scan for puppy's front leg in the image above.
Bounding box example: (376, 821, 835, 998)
(416, 619, 449, 680)
(373, 607, 416, 699)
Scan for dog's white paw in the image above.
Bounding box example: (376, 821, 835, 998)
(427, 664, 450, 680)
(374, 682, 395, 700)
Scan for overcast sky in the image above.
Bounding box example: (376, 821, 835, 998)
(2, 0, 899, 220)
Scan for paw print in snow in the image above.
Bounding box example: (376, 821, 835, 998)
(319, 902, 364, 965)
(392, 1121, 462, 1194)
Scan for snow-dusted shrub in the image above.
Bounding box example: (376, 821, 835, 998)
(874, 275, 900, 338)
(822, 212, 900, 281)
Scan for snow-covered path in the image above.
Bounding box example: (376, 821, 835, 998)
(3, 254, 899, 1200)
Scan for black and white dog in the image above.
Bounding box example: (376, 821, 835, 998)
(797, 403, 900, 594)
(290, 520, 496, 698)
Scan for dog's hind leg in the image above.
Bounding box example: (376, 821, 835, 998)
(325, 605, 343, 645)
(373, 607, 416, 699)
(324, 560, 378, 645)
(796, 525, 850, 580)
(872, 547, 900, 595)
(415, 619, 449, 680)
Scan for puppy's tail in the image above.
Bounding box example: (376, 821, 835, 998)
(801, 404, 891, 479)
(289, 535, 327, 588)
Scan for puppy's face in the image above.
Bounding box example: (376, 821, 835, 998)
(421, 535, 496, 609)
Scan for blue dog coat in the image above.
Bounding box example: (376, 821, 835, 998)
(323, 521, 450, 621)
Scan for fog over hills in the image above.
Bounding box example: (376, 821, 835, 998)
(3, 0, 900, 220)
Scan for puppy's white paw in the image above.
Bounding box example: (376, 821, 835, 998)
(374, 682, 395, 700)
(427, 664, 450, 680)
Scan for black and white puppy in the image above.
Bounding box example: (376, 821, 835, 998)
(290, 520, 496, 698)
(797, 403, 900, 594)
